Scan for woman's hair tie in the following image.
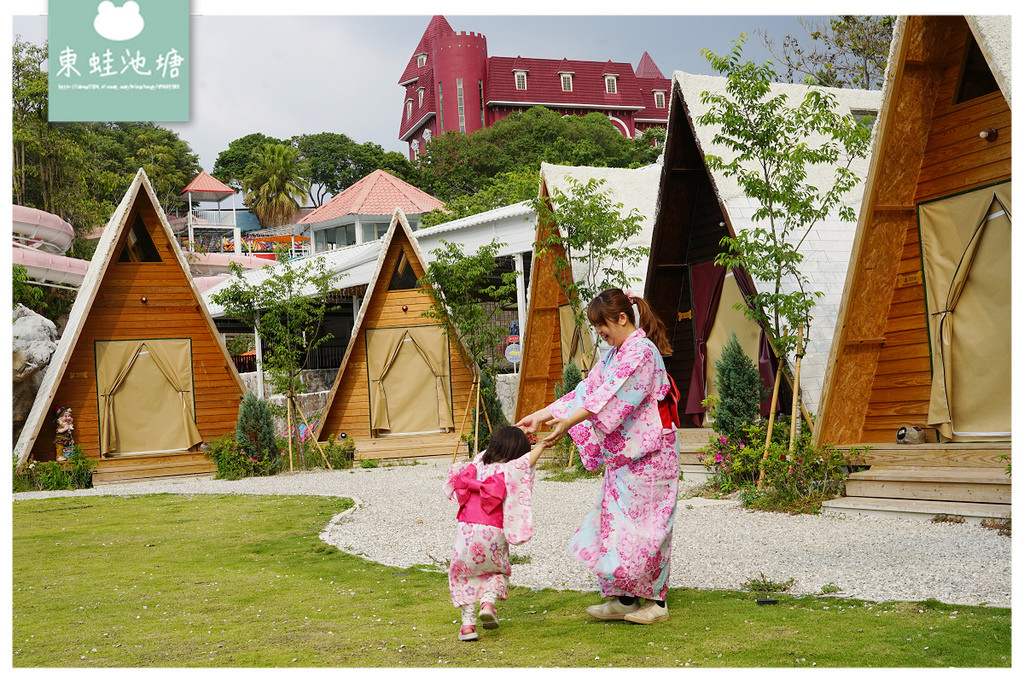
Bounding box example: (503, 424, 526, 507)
(623, 288, 636, 305)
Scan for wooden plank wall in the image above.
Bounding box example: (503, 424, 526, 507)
(318, 232, 475, 439)
(820, 16, 1011, 445)
(513, 198, 573, 422)
(34, 194, 244, 460)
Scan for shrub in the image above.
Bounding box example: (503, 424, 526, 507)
(321, 433, 355, 470)
(698, 419, 849, 513)
(12, 445, 95, 492)
(555, 361, 583, 399)
(712, 332, 764, 438)
(235, 392, 277, 465)
(209, 433, 281, 480)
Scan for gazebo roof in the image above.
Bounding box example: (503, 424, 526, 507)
(180, 171, 235, 202)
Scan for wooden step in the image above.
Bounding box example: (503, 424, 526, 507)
(92, 451, 216, 485)
(840, 442, 1010, 468)
(822, 496, 1011, 526)
(845, 466, 1010, 504)
(680, 464, 712, 484)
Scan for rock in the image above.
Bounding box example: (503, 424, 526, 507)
(12, 304, 58, 444)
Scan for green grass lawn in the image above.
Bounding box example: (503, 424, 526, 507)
(12, 494, 1011, 667)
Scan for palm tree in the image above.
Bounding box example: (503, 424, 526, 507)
(242, 143, 309, 228)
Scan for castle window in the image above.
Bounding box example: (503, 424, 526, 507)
(561, 73, 573, 92)
(417, 87, 424, 107)
(405, 99, 412, 120)
(605, 75, 617, 94)
(514, 71, 527, 90)
(654, 90, 665, 108)
(416, 53, 427, 68)
(456, 77, 466, 132)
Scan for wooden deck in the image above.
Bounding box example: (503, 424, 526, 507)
(92, 451, 217, 486)
(352, 431, 470, 462)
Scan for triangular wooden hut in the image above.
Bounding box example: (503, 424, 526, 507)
(814, 16, 1011, 522)
(512, 167, 598, 422)
(14, 169, 246, 483)
(645, 70, 881, 440)
(313, 208, 476, 460)
(513, 162, 661, 423)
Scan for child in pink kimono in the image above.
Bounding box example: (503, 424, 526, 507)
(517, 288, 679, 625)
(444, 426, 547, 641)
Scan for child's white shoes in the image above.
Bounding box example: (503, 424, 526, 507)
(479, 601, 499, 629)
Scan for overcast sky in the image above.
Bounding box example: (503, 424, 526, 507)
(9, 4, 830, 173)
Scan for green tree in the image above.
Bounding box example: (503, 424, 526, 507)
(532, 176, 649, 365)
(757, 16, 895, 90)
(242, 143, 310, 228)
(211, 251, 340, 470)
(418, 239, 518, 450)
(291, 133, 420, 207)
(212, 133, 285, 191)
(417, 106, 661, 203)
(697, 34, 871, 359)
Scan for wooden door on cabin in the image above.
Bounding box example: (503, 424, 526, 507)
(365, 326, 454, 436)
(95, 338, 202, 456)
(919, 181, 1011, 442)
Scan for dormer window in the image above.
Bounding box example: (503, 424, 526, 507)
(653, 90, 665, 108)
(417, 87, 425, 107)
(514, 70, 527, 90)
(416, 53, 427, 68)
(560, 72, 573, 92)
(604, 74, 618, 94)
(405, 99, 412, 120)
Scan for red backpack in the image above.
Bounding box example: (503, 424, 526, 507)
(658, 375, 681, 429)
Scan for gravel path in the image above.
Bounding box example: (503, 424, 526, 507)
(14, 461, 1011, 607)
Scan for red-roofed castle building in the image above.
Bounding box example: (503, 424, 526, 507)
(398, 16, 671, 159)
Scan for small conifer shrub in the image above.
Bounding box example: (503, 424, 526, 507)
(712, 332, 764, 438)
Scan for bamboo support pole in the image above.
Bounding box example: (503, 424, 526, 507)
(286, 399, 294, 472)
(788, 325, 804, 455)
(292, 396, 332, 469)
(758, 360, 783, 490)
(473, 378, 481, 455)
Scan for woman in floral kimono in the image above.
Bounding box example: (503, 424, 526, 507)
(516, 288, 678, 625)
(444, 426, 547, 641)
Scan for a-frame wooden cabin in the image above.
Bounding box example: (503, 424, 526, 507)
(815, 16, 1011, 522)
(646, 71, 881, 445)
(14, 169, 246, 484)
(512, 171, 590, 423)
(314, 208, 476, 460)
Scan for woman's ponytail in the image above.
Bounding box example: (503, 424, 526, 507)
(634, 296, 673, 356)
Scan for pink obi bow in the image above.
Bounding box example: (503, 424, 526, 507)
(454, 465, 506, 528)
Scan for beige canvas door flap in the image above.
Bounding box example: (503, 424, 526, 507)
(366, 328, 408, 432)
(919, 183, 1011, 441)
(404, 326, 454, 430)
(96, 340, 146, 454)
